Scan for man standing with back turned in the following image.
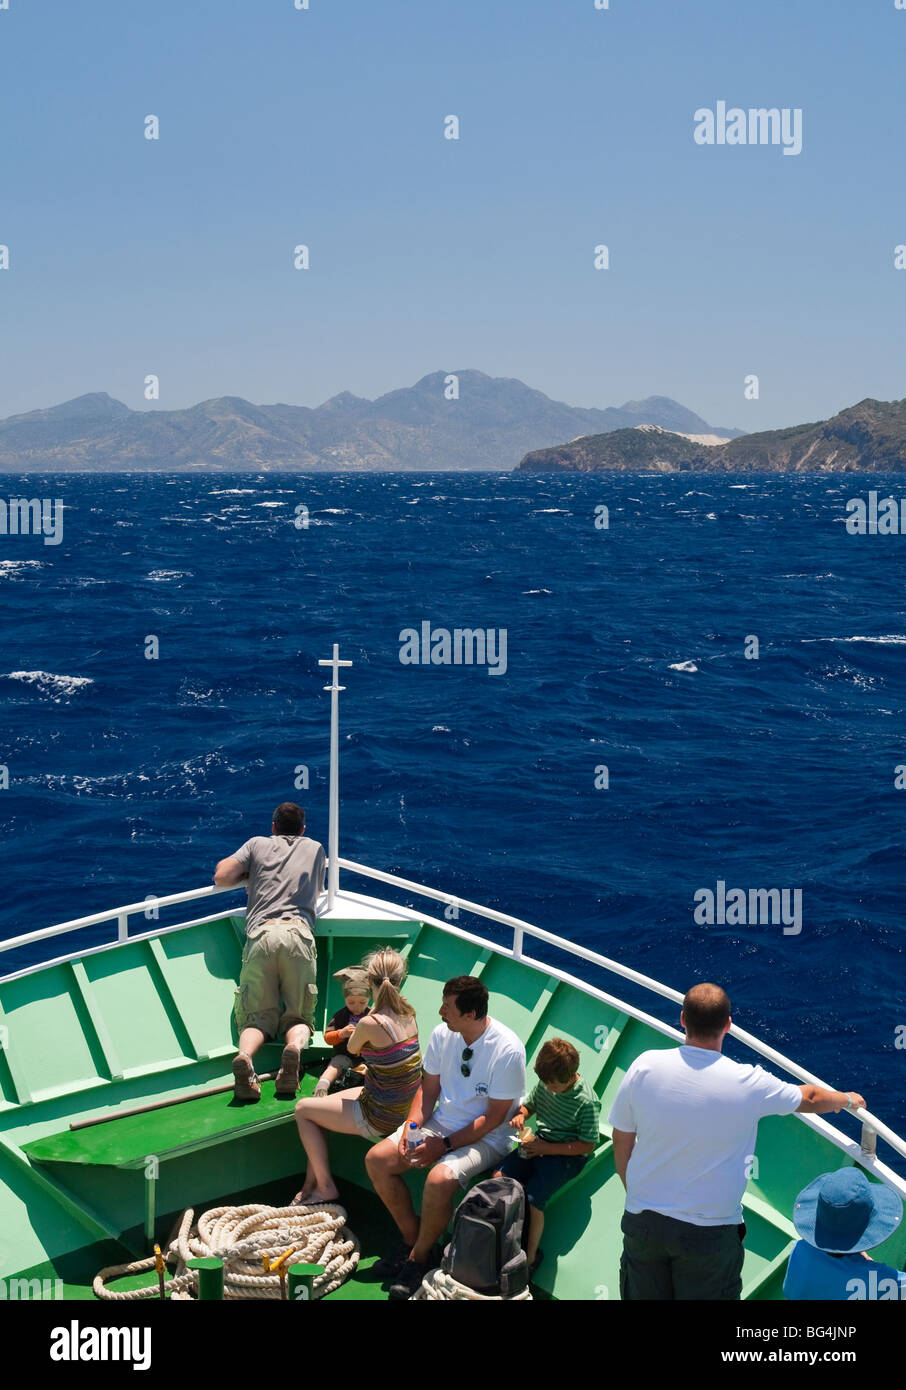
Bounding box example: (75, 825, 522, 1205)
(609, 982, 866, 1300)
(214, 802, 326, 1102)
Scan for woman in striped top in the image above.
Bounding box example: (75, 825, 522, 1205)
(292, 947, 422, 1206)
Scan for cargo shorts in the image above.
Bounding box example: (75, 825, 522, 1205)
(235, 915, 318, 1040)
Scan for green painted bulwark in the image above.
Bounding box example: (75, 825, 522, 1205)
(0, 908, 901, 1298)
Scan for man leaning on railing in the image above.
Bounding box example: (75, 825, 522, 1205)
(213, 802, 326, 1103)
(609, 982, 866, 1301)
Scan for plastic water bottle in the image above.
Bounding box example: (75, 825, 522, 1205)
(406, 1121, 424, 1161)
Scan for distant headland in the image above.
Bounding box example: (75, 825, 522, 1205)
(516, 399, 906, 475)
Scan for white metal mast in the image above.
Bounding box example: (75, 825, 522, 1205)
(318, 644, 352, 911)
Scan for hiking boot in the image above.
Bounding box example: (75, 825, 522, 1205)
(231, 1052, 260, 1102)
(371, 1242, 410, 1280)
(388, 1257, 432, 1301)
(275, 1044, 301, 1097)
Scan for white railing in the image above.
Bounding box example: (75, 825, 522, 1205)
(0, 882, 242, 955)
(335, 858, 906, 1170)
(3, 861, 905, 1169)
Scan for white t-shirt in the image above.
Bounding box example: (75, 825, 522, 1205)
(608, 1045, 802, 1226)
(422, 1018, 526, 1156)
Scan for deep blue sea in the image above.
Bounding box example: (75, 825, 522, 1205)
(2, 471, 905, 1165)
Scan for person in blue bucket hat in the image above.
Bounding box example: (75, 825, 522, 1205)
(783, 1167, 906, 1300)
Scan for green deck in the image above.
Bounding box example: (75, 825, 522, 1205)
(11, 1170, 411, 1303)
(1, 908, 903, 1301)
(21, 1066, 319, 1169)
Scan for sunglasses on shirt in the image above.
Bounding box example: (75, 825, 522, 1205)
(460, 1046, 474, 1077)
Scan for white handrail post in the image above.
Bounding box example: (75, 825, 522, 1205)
(318, 644, 352, 913)
(117, 913, 128, 943)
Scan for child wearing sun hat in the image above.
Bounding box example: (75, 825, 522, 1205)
(783, 1167, 906, 1300)
(313, 966, 371, 1097)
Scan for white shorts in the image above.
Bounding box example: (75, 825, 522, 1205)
(351, 1096, 386, 1142)
(387, 1119, 504, 1189)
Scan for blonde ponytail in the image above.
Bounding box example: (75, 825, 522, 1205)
(363, 946, 414, 1020)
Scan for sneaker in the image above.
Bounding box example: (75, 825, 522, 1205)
(388, 1258, 432, 1301)
(231, 1052, 260, 1102)
(371, 1242, 410, 1279)
(275, 1044, 301, 1097)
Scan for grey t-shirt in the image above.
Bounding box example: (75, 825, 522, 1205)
(232, 834, 326, 935)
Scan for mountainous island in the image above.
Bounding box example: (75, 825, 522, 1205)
(5, 373, 902, 474)
(0, 371, 740, 473)
(516, 399, 906, 474)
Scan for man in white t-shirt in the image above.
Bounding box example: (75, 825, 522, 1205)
(365, 975, 526, 1300)
(608, 982, 867, 1300)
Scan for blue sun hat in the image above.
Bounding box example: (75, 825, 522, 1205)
(793, 1169, 902, 1254)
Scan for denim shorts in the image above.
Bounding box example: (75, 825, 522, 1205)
(497, 1149, 587, 1210)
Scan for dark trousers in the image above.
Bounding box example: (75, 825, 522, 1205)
(620, 1208, 746, 1300)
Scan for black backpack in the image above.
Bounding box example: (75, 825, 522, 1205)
(442, 1176, 528, 1298)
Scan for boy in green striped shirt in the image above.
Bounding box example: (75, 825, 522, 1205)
(494, 1038, 601, 1275)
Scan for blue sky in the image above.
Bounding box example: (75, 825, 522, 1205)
(1, 0, 904, 432)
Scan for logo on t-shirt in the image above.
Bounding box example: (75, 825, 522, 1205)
(474, 1081, 488, 1097)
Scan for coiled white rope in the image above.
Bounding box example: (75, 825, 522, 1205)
(94, 1202, 359, 1301)
(411, 1267, 533, 1300)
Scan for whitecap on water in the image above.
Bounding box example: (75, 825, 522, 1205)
(180, 684, 218, 705)
(146, 570, 191, 582)
(669, 660, 699, 673)
(523, 588, 553, 595)
(0, 560, 42, 580)
(3, 670, 93, 699)
(804, 635, 906, 646)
